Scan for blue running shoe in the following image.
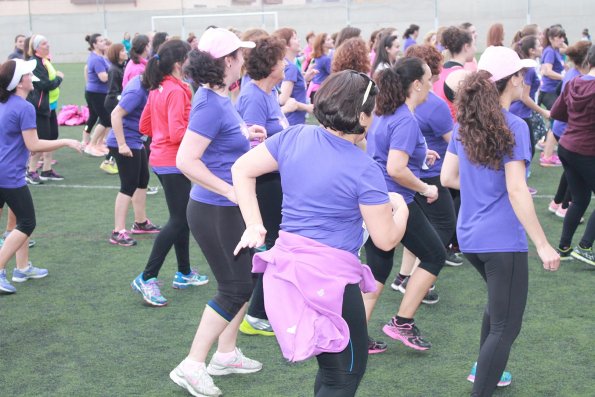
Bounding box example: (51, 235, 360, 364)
(467, 362, 512, 387)
(0, 269, 16, 293)
(131, 273, 167, 307)
(172, 269, 209, 289)
(12, 262, 48, 282)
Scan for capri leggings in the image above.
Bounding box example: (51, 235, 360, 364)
(414, 175, 456, 247)
(247, 172, 283, 320)
(109, 147, 149, 197)
(0, 186, 36, 236)
(187, 199, 256, 321)
(464, 252, 528, 397)
(314, 283, 368, 397)
(84, 91, 111, 132)
(365, 201, 446, 284)
(143, 173, 191, 280)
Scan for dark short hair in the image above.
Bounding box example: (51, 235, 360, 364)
(14, 34, 25, 43)
(441, 26, 472, 55)
(185, 48, 239, 88)
(246, 37, 286, 80)
(314, 70, 378, 135)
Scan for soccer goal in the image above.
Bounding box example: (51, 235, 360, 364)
(150, 11, 279, 39)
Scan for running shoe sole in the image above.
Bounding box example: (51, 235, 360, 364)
(239, 320, 274, 336)
(467, 373, 512, 387)
(173, 279, 209, 289)
(131, 229, 160, 235)
(12, 273, 48, 282)
(109, 237, 137, 247)
(206, 363, 262, 376)
(169, 368, 222, 397)
(571, 251, 595, 266)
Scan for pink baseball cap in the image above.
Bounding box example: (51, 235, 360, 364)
(198, 28, 255, 59)
(478, 46, 537, 82)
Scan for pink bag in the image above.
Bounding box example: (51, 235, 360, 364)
(57, 105, 89, 126)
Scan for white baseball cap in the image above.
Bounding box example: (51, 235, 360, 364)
(198, 28, 255, 59)
(7, 59, 40, 91)
(478, 46, 537, 82)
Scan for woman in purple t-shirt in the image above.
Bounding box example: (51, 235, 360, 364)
(83, 33, 110, 157)
(364, 57, 446, 352)
(441, 46, 559, 396)
(0, 59, 81, 294)
(232, 70, 408, 397)
(170, 28, 265, 397)
(306, 32, 334, 102)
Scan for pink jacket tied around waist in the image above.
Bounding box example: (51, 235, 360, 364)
(252, 230, 377, 362)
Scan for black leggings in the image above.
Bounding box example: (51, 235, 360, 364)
(36, 110, 59, 141)
(552, 134, 571, 208)
(557, 145, 595, 249)
(143, 173, 190, 279)
(365, 201, 446, 284)
(464, 252, 528, 397)
(414, 175, 456, 247)
(0, 186, 36, 236)
(314, 283, 368, 397)
(538, 91, 558, 111)
(247, 172, 283, 319)
(84, 91, 110, 132)
(109, 147, 150, 197)
(187, 200, 255, 321)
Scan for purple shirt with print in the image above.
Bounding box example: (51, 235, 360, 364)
(236, 80, 289, 137)
(283, 60, 307, 125)
(540, 46, 564, 93)
(510, 67, 540, 119)
(415, 92, 453, 178)
(86, 52, 110, 93)
(0, 96, 36, 188)
(447, 109, 531, 253)
(265, 124, 389, 256)
(188, 87, 250, 206)
(367, 104, 427, 204)
(106, 76, 148, 150)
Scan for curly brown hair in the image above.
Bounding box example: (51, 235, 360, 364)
(245, 37, 286, 80)
(405, 44, 443, 76)
(455, 70, 514, 170)
(331, 37, 370, 74)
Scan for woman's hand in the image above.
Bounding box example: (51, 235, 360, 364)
(388, 192, 406, 212)
(425, 149, 440, 167)
(65, 139, 83, 153)
(118, 143, 133, 157)
(541, 109, 551, 119)
(421, 184, 439, 204)
(233, 223, 267, 255)
(248, 125, 267, 143)
(537, 244, 561, 272)
(304, 63, 319, 82)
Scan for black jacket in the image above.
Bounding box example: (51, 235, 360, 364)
(26, 55, 63, 117)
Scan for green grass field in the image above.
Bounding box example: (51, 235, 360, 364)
(0, 63, 593, 397)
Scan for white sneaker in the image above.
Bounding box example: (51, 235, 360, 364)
(170, 362, 222, 397)
(207, 348, 262, 376)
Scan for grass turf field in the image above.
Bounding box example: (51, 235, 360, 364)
(0, 63, 593, 397)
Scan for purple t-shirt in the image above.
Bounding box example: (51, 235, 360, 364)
(540, 46, 564, 93)
(284, 60, 307, 125)
(236, 80, 289, 138)
(552, 67, 582, 137)
(312, 54, 331, 85)
(510, 67, 540, 119)
(447, 109, 531, 253)
(367, 104, 427, 204)
(86, 52, 110, 93)
(106, 76, 148, 150)
(403, 37, 416, 51)
(0, 96, 36, 188)
(266, 124, 389, 256)
(188, 87, 250, 206)
(415, 92, 453, 178)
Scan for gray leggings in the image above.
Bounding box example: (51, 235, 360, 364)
(464, 252, 528, 397)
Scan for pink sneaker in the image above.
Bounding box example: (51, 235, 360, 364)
(540, 154, 562, 167)
(548, 200, 560, 213)
(555, 207, 567, 218)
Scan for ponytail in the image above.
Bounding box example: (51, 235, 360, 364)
(513, 35, 539, 59)
(375, 57, 424, 115)
(455, 71, 514, 170)
(142, 39, 190, 90)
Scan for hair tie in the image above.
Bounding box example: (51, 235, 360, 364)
(153, 54, 160, 61)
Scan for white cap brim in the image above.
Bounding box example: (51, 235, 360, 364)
(7, 59, 39, 91)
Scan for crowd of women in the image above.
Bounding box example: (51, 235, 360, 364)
(1, 19, 593, 397)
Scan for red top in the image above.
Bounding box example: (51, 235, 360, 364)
(139, 76, 192, 167)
